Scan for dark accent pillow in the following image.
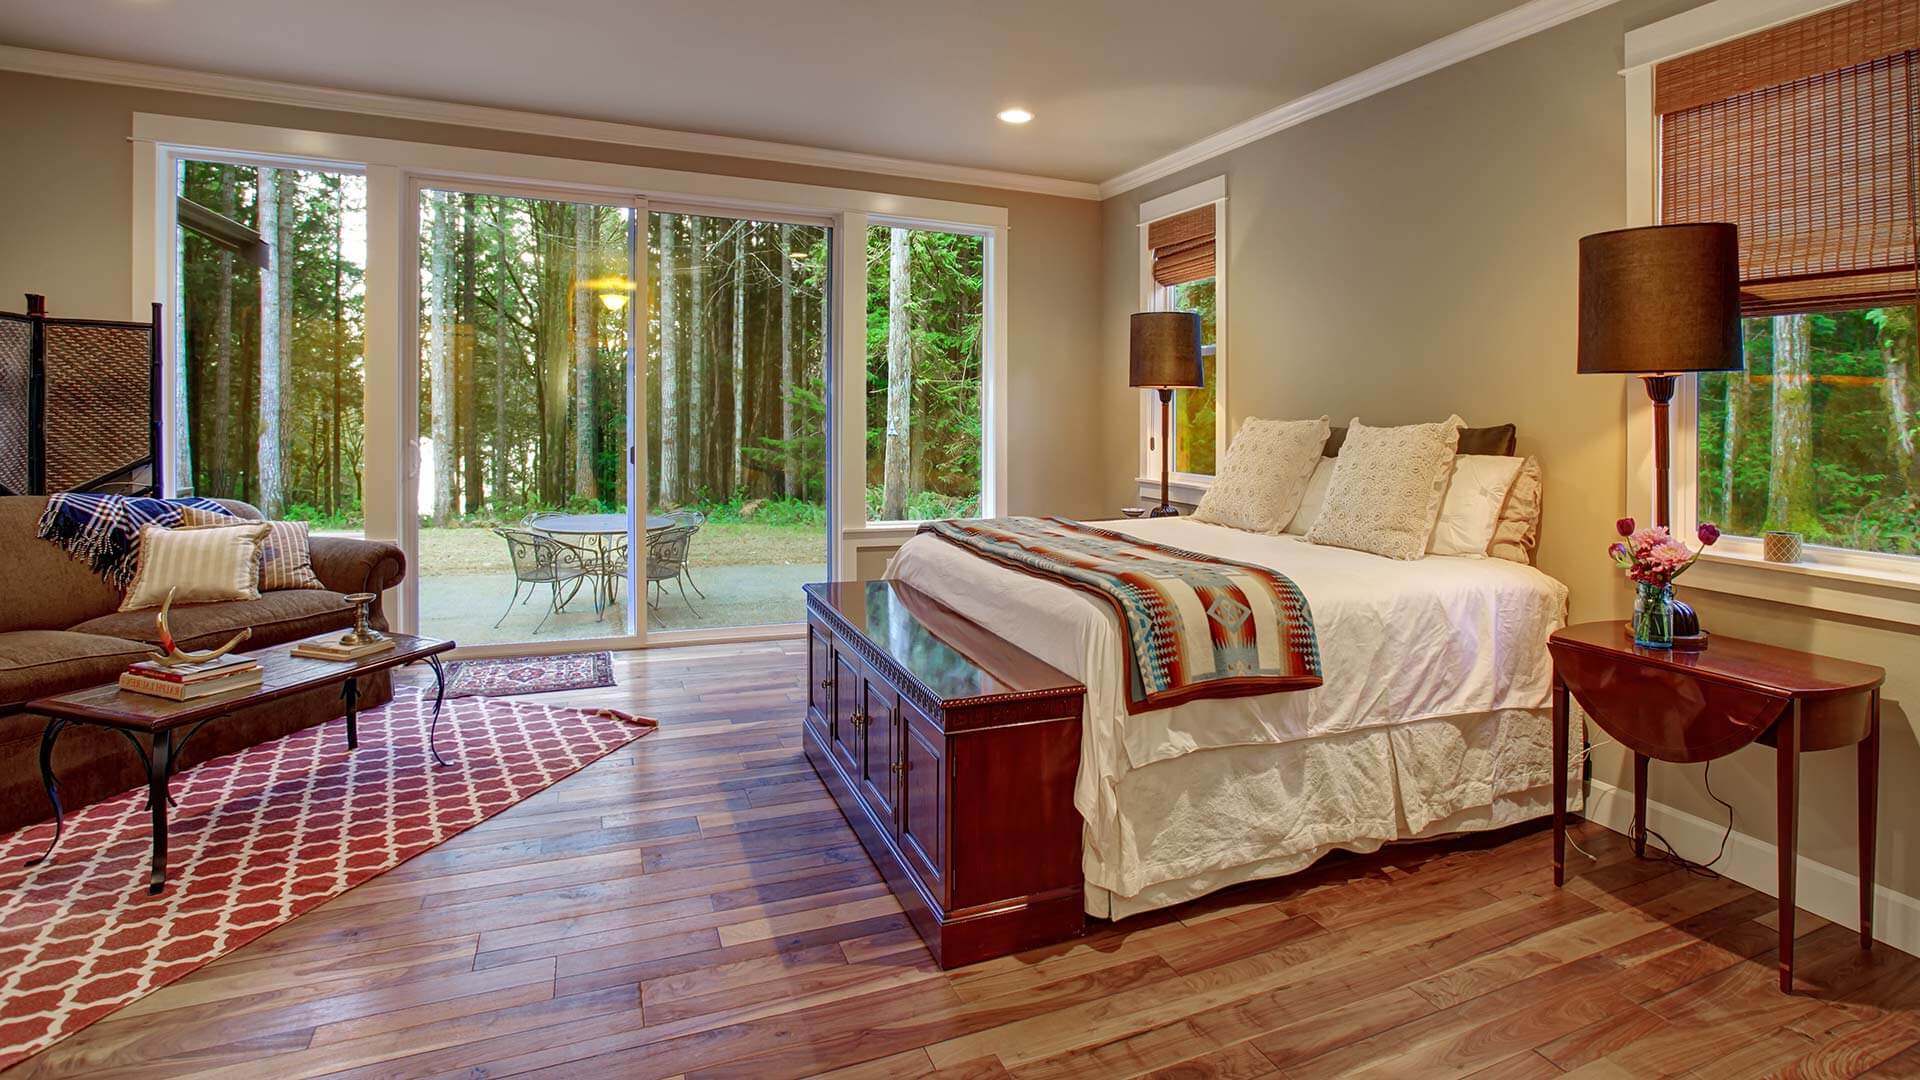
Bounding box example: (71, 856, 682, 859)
(1324, 423, 1516, 458)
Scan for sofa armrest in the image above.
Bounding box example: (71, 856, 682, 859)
(308, 537, 408, 629)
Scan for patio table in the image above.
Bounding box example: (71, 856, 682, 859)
(529, 513, 672, 612)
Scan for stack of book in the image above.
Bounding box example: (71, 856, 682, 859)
(291, 635, 396, 661)
(119, 654, 263, 701)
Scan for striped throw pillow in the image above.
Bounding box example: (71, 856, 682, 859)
(118, 522, 272, 612)
(179, 508, 324, 592)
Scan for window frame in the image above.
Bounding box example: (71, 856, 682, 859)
(132, 113, 1010, 653)
(1627, 0, 1920, 627)
(1135, 176, 1227, 504)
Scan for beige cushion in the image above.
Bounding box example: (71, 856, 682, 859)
(118, 522, 271, 612)
(1192, 416, 1330, 533)
(180, 508, 322, 592)
(1488, 457, 1544, 565)
(1283, 456, 1337, 536)
(1429, 455, 1527, 557)
(1306, 416, 1463, 560)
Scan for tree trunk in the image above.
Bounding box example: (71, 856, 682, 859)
(533, 203, 572, 505)
(172, 158, 194, 492)
(330, 176, 345, 518)
(491, 197, 512, 506)
(255, 167, 287, 518)
(689, 216, 708, 498)
(731, 223, 746, 493)
(1766, 313, 1814, 530)
(573, 205, 597, 501)
(428, 191, 457, 524)
(460, 192, 482, 513)
(1886, 335, 1914, 488)
(882, 228, 913, 520)
(1721, 369, 1747, 527)
(778, 224, 795, 498)
(212, 167, 236, 495)
(658, 213, 681, 504)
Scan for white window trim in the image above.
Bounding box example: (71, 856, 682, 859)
(1624, 0, 1920, 628)
(131, 113, 1010, 649)
(1135, 176, 1227, 504)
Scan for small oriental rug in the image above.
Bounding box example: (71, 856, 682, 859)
(444, 650, 617, 699)
(0, 687, 654, 1072)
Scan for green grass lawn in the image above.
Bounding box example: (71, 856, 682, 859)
(413, 522, 826, 576)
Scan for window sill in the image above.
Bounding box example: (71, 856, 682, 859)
(1681, 548, 1920, 629)
(1135, 474, 1214, 506)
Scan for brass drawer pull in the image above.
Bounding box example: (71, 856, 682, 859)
(818, 678, 832, 689)
(891, 760, 905, 775)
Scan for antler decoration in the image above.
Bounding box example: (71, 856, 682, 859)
(147, 587, 252, 668)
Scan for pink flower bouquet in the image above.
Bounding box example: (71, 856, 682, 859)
(1608, 518, 1719, 586)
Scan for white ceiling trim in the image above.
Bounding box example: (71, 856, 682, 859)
(0, 43, 1102, 201)
(1097, 0, 1627, 199)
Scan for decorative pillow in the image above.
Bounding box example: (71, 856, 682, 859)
(1324, 422, 1516, 458)
(180, 508, 323, 591)
(1488, 457, 1544, 565)
(118, 521, 272, 612)
(1191, 416, 1331, 533)
(1283, 456, 1337, 536)
(1305, 416, 1464, 560)
(1428, 455, 1526, 557)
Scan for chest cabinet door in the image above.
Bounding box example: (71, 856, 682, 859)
(806, 620, 833, 740)
(859, 667, 900, 821)
(897, 699, 946, 899)
(830, 644, 863, 777)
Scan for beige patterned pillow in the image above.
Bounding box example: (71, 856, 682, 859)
(1305, 416, 1464, 560)
(1488, 457, 1543, 564)
(119, 522, 271, 611)
(1283, 456, 1337, 536)
(1192, 417, 1331, 533)
(180, 508, 324, 591)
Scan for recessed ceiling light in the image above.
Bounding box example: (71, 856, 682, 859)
(997, 108, 1033, 125)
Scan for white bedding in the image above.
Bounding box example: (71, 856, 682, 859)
(885, 517, 1575, 914)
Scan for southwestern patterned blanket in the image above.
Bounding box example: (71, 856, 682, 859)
(920, 517, 1322, 713)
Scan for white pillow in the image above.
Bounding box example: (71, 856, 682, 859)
(1305, 416, 1464, 560)
(1284, 456, 1336, 536)
(1488, 457, 1544, 564)
(1192, 416, 1331, 533)
(1429, 455, 1526, 557)
(119, 522, 272, 612)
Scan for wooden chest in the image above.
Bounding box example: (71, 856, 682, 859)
(802, 580, 1086, 968)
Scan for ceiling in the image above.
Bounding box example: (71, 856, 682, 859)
(1, 0, 1530, 185)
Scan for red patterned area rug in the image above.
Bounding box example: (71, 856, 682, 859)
(443, 650, 616, 699)
(0, 687, 653, 1072)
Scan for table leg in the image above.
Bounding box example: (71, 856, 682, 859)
(148, 729, 173, 895)
(425, 654, 452, 768)
(1861, 688, 1880, 951)
(1552, 676, 1568, 887)
(1777, 700, 1801, 993)
(1632, 753, 1649, 858)
(25, 719, 68, 868)
(342, 677, 360, 751)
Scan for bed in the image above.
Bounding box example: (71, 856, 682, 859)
(886, 515, 1582, 919)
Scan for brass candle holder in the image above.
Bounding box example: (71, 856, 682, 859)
(337, 593, 387, 647)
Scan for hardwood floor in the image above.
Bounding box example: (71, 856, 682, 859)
(13, 639, 1920, 1079)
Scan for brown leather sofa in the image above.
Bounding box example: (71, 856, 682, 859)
(0, 496, 407, 832)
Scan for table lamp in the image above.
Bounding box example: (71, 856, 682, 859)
(1130, 311, 1205, 518)
(1578, 222, 1742, 648)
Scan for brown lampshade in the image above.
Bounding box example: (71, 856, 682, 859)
(1130, 311, 1204, 389)
(1578, 223, 1742, 375)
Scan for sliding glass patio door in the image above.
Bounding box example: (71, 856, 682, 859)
(643, 208, 830, 633)
(413, 186, 640, 646)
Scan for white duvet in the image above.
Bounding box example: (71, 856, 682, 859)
(886, 517, 1574, 913)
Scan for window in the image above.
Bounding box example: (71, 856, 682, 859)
(1138, 179, 1226, 491)
(1661, 0, 1919, 561)
(176, 158, 366, 535)
(864, 223, 986, 521)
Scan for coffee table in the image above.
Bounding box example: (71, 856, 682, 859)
(23, 632, 456, 894)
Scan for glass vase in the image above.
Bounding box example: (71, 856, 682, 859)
(1633, 581, 1675, 649)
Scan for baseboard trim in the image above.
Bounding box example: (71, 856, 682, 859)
(1584, 778, 1920, 958)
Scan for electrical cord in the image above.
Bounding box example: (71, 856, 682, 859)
(1626, 761, 1735, 878)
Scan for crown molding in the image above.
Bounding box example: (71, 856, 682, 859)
(0, 44, 1101, 201)
(1097, 0, 1626, 200)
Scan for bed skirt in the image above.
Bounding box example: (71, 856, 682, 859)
(1084, 704, 1584, 920)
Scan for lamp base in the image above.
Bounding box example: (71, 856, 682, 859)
(1148, 504, 1181, 518)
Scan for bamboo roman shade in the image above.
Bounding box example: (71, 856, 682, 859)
(1147, 205, 1215, 286)
(1658, 0, 1920, 315)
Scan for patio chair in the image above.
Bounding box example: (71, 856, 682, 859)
(635, 525, 698, 616)
(492, 528, 597, 634)
(663, 509, 707, 598)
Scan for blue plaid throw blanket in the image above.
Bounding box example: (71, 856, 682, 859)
(36, 493, 236, 590)
(922, 517, 1322, 714)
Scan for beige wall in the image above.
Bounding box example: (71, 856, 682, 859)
(0, 69, 1107, 523)
(1097, 0, 1920, 912)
